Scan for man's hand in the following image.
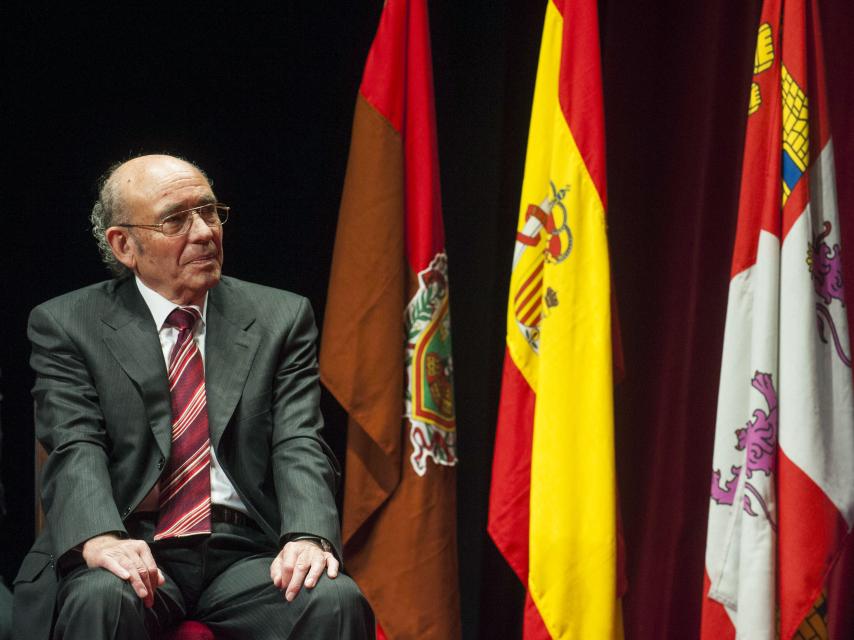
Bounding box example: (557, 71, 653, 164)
(81, 534, 164, 608)
(270, 539, 339, 602)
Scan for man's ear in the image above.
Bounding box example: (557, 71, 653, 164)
(105, 227, 138, 270)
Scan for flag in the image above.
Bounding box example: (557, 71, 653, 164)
(319, 0, 461, 638)
(487, 1, 622, 638)
(702, 1, 854, 637)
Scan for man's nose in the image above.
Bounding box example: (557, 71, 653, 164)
(186, 212, 215, 241)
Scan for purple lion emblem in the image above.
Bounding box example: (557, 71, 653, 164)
(810, 221, 845, 306)
(810, 221, 852, 367)
(711, 372, 778, 529)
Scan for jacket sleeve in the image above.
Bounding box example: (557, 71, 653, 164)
(270, 297, 343, 558)
(29, 303, 126, 558)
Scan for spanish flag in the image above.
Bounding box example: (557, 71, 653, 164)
(702, 1, 854, 638)
(487, 1, 622, 638)
(320, 0, 461, 638)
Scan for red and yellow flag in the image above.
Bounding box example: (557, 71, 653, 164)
(319, 1, 461, 638)
(487, 1, 622, 638)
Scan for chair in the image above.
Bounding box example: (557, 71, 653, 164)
(162, 621, 215, 640)
(34, 441, 216, 640)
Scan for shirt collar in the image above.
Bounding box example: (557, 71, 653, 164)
(135, 276, 208, 331)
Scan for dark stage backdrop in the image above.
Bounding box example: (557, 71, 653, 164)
(1, 2, 852, 638)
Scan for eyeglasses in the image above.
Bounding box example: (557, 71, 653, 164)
(115, 203, 229, 237)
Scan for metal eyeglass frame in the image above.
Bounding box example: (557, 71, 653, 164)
(113, 203, 229, 237)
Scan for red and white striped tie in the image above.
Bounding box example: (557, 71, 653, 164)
(154, 307, 212, 540)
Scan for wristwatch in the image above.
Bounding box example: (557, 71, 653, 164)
(293, 535, 332, 553)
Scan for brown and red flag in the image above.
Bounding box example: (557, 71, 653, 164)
(319, 1, 460, 638)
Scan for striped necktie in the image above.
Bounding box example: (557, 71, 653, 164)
(154, 307, 212, 540)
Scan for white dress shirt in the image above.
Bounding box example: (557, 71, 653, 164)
(134, 277, 247, 515)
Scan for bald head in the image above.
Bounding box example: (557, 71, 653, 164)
(91, 154, 211, 277)
(108, 155, 209, 212)
(94, 153, 224, 305)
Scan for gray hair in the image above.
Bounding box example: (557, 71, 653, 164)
(90, 161, 130, 277)
(90, 155, 210, 278)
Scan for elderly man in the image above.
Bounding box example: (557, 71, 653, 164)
(13, 155, 373, 639)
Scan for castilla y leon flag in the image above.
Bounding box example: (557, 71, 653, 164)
(702, 0, 854, 638)
(318, 0, 461, 638)
(487, 1, 623, 638)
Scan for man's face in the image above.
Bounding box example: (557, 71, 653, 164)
(109, 155, 224, 306)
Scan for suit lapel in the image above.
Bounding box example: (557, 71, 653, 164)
(101, 280, 173, 459)
(205, 280, 261, 450)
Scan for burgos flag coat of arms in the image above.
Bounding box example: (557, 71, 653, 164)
(702, 1, 854, 638)
(319, 0, 461, 638)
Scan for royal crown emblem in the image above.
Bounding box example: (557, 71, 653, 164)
(511, 181, 573, 353)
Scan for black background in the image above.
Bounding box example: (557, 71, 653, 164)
(1, 4, 535, 637)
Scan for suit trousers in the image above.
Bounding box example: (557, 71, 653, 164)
(53, 517, 373, 640)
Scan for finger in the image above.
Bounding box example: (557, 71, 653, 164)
(127, 564, 151, 605)
(277, 545, 299, 593)
(117, 556, 149, 603)
(285, 550, 312, 602)
(325, 553, 340, 579)
(99, 553, 131, 581)
(134, 562, 155, 608)
(125, 556, 153, 607)
(303, 550, 326, 589)
(157, 568, 166, 586)
(137, 541, 160, 586)
(135, 542, 160, 604)
(270, 554, 283, 589)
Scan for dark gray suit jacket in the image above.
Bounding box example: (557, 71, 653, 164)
(13, 275, 341, 639)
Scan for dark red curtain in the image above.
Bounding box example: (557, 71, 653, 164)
(601, 1, 854, 637)
(460, 1, 854, 637)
